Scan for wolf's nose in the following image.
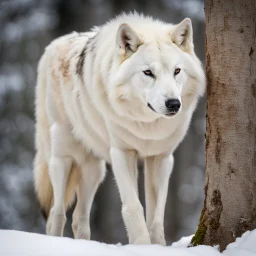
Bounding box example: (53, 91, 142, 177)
(165, 99, 181, 112)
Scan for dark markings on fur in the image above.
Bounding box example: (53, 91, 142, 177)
(76, 44, 87, 78)
(87, 34, 98, 71)
(86, 34, 98, 53)
(147, 103, 156, 112)
(76, 33, 98, 80)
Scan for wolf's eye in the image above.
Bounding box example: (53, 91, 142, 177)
(174, 68, 181, 76)
(143, 70, 154, 78)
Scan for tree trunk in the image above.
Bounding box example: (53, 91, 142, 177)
(191, 0, 256, 251)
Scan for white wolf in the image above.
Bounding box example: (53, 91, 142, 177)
(34, 13, 205, 245)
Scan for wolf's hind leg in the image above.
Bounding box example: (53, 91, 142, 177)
(144, 154, 174, 246)
(72, 156, 106, 240)
(47, 155, 72, 236)
(46, 123, 76, 237)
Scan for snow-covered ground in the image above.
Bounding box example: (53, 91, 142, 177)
(1, 230, 256, 256)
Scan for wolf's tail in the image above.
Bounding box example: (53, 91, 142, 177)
(34, 153, 79, 220)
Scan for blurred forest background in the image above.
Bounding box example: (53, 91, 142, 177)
(0, 0, 205, 245)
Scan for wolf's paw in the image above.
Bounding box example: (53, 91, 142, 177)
(72, 218, 91, 240)
(149, 223, 166, 246)
(73, 227, 91, 240)
(47, 210, 66, 237)
(74, 230, 90, 240)
(133, 233, 151, 244)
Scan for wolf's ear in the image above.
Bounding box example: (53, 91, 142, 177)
(116, 24, 142, 56)
(171, 18, 193, 53)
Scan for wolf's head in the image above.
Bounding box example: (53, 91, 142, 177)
(108, 16, 205, 122)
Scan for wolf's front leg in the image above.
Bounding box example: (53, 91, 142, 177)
(144, 154, 174, 245)
(110, 148, 150, 244)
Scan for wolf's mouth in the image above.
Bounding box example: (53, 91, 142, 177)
(165, 112, 177, 117)
(147, 103, 178, 117)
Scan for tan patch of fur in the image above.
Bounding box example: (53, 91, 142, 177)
(59, 56, 70, 78)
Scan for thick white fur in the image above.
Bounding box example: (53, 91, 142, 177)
(34, 13, 205, 245)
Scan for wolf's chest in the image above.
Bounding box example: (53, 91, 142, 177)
(137, 138, 175, 157)
(108, 120, 183, 157)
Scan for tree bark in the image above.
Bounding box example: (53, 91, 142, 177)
(191, 0, 256, 251)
